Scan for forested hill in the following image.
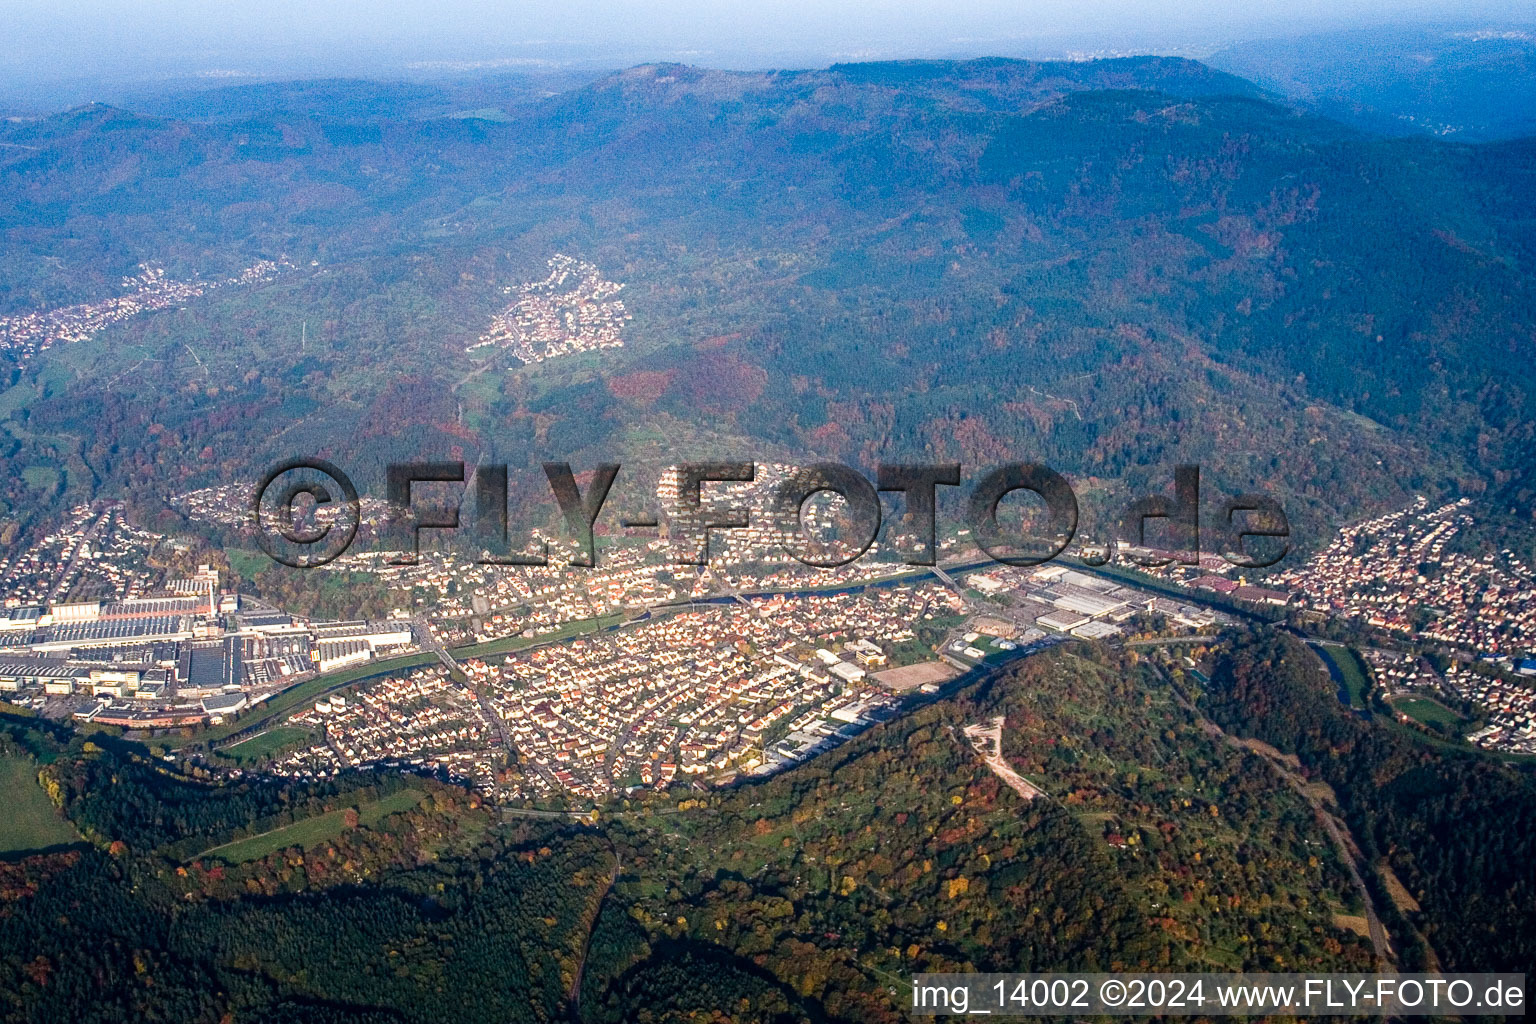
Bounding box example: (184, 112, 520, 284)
(3, 631, 1534, 1021)
(1201, 630, 1536, 975)
(1, 58, 1534, 552)
(1, 640, 1388, 1023)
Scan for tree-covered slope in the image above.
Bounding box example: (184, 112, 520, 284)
(5, 632, 1533, 1021)
(0, 59, 1533, 554)
(1201, 629, 1536, 974)
(579, 644, 1379, 1022)
(0, 640, 1396, 1024)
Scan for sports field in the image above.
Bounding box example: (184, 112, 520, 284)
(220, 726, 314, 765)
(1391, 695, 1465, 729)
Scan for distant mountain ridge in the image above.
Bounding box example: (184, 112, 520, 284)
(0, 56, 1532, 558)
(1211, 24, 1536, 141)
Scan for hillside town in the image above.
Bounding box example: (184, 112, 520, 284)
(0, 259, 295, 362)
(1274, 497, 1536, 655)
(273, 665, 504, 792)
(267, 583, 961, 800)
(1453, 662, 1536, 755)
(169, 460, 943, 637)
(256, 565, 1156, 802)
(0, 487, 1214, 799)
(468, 253, 630, 362)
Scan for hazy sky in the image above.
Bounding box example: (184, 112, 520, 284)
(1, 0, 1530, 98)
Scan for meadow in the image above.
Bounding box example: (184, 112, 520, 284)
(198, 788, 427, 864)
(0, 753, 80, 855)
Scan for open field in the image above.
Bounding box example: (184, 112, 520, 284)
(873, 661, 957, 692)
(199, 788, 427, 864)
(1379, 707, 1536, 763)
(1376, 860, 1423, 914)
(886, 637, 942, 668)
(1312, 642, 1372, 708)
(949, 634, 1020, 667)
(21, 465, 59, 492)
(1390, 695, 1465, 729)
(1332, 913, 1372, 939)
(219, 726, 314, 765)
(1236, 736, 1302, 769)
(224, 548, 268, 583)
(0, 754, 80, 855)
